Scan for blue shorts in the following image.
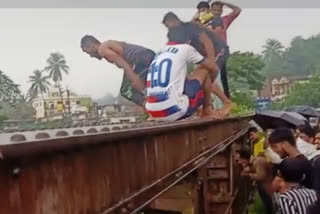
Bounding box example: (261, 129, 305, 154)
(181, 79, 204, 118)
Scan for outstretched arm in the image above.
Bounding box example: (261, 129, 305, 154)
(220, 1, 241, 13)
(98, 45, 145, 92)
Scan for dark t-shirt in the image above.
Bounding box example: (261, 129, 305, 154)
(281, 155, 313, 189)
(182, 22, 227, 57)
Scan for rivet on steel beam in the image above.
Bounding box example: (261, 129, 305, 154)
(175, 171, 183, 177)
(35, 132, 50, 139)
(55, 131, 69, 137)
(12, 167, 21, 175)
(112, 127, 121, 131)
(87, 128, 98, 134)
(120, 207, 128, 214)
(100, 127, 110, 132)
(73, 129, 85, 135)
(127, 202, 135, 210)
(10, 134, 26, 142)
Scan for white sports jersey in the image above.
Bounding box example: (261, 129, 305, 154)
(145, 43, 204, 121)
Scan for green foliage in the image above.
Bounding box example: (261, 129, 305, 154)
(28, 69, 51, 98)
(282, 77, 320, 108)
(227, 51, 265, 111)
(227, 51, 265, 92)
(262, 35, 320, 78)
(136, 112, 149, 123)
(231, 91, 256, 109)
(0, 102, 33, 121)
(0, 70, 24, 106)
(270, 75, 320, 109)
(262, 39, 284, 63)
(230, 104, 254, 116)
(44, 52, 70, 83)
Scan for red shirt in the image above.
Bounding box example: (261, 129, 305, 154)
(220, 10, 241, 43)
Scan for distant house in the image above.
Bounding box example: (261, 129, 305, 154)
(259, 75, 312, 101)
(32, 86, 92, 120)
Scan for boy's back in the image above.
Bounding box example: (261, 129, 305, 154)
(146, 43, 204, 121)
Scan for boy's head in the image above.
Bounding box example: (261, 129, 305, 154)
(196, 2, 213, 24)
(238, 149, 251, 167)
(268, 128, 296, 158)
(276, 157, 307, 190)
(296, 124, 315, 144)
(248, 127, 259, 143)
(197, 1, 210, 13)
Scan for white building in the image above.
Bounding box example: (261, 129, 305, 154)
(32, 87, 92, 120)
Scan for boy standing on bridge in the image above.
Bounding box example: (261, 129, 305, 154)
(80, 36, 155, 107)
(145, 26, 220, 121)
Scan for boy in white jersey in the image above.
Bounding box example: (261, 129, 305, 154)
(145, 26, 220, 121)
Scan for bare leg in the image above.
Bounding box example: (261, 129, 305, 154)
(202, 77, 224, 119)
(211, 83, 234, 116)
(188, 67, 223, 119)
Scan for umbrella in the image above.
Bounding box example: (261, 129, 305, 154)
(254, 110, 309, 130)
(285, 105, 320, 118)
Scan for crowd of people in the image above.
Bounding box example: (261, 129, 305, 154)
(80, 1, 241, 121)
(236, 125, 320, 214)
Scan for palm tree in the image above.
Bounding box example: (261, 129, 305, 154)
(44, 52, 69, 83)
(262, 39, 284, 62)
(28, 70, 51, 118)
(44, 52, 70, 114)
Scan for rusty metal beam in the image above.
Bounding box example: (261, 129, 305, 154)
(105, 126, 249, 214)
(0, 116, 252, 214)
(0, 117, 250, 159)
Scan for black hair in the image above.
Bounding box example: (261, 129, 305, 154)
(162, 12, 181, 24)
(248, 127, 258, 134)
(239, 149, 251, 160)
(298, 124, 316, 138)
(211, 2, 223, 8)
(197, 1, 210, 9)
(278, 158, 308, 183)
(80, 35, 100, 48)
(269, 128, 296, 146)
(167, 25, 189, 43)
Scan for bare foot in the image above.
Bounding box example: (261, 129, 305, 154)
(220, 102, 235, 117)
(202, 108, 224, 119)
(196, 107, 203, 117)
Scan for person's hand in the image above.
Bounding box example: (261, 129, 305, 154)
(240, 165, 250, 176)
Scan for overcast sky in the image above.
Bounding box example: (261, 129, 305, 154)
(0, 8, 320, 99)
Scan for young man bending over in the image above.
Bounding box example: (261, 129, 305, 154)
(80, 35, 155, 107)
(145, 26, 220, 121)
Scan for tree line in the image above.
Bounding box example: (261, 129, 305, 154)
(228, 33, 320, 110)
(0, 52, 69, 124)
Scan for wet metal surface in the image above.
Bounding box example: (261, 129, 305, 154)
(0, 116, 251, 214)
